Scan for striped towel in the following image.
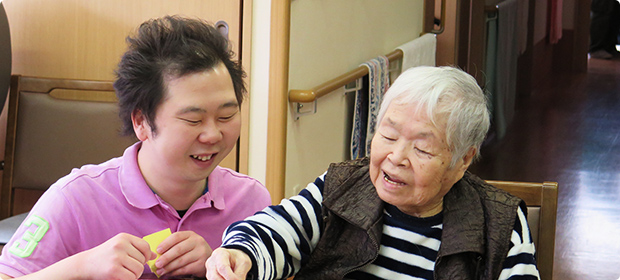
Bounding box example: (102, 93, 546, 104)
(350, 75, 369, 160)
(496, 0, 519, 139)
(351, 56, 389, 159)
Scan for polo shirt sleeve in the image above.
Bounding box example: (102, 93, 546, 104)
(0, 183, 80, 277)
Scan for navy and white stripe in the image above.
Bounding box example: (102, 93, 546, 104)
(221, 173, 540, 280)
(346, 204, 442, 279)
(499, 205, 540, 280)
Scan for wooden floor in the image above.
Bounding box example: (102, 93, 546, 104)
(469, 57, 620, 280)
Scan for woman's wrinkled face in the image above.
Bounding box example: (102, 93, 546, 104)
(369, 101, 471, 217)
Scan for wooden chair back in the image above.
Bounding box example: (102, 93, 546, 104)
(0, 75, 135, 218)
(486, 180, 558, 280)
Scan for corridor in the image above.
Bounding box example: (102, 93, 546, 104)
(469, 57, 620, 280)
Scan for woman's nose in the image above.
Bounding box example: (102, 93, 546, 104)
(387, 144, 410, 167)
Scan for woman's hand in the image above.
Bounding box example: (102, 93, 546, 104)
(205, 248, 252, 280)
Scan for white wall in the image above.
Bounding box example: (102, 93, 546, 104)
(284, 0, 424, 197)
(247, 0, 271, 185)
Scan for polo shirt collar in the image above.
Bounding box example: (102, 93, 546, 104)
(201, 166, 226, 210)
(119, 142, 159, 209)
(119, 142, 226, 211)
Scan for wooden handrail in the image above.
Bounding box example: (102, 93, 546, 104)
(288, 49, 403, 103)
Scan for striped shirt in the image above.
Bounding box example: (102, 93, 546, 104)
(222, 173, 541, 280)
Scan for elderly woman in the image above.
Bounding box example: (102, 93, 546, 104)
(206, 66, 540, 280)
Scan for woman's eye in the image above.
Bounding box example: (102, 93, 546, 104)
(382, 134, 396, 141)
(415, 147, 431, 155)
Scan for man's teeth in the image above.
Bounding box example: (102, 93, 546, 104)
(191, 155, 213, 161)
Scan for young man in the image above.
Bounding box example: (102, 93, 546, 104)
(0, 15, 271, 280)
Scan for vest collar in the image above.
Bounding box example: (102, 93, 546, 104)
(439, 172, 486, 256)
(322, 159, 384, 231)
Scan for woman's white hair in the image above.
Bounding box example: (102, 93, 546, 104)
(375, 66, 490, 168)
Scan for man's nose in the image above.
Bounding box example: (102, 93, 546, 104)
(198, 120, 223, 144)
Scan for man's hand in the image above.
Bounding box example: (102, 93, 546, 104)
(205, 248, 252, 280)
(74, 233, 156, 280)
(152, 230, 212, 277)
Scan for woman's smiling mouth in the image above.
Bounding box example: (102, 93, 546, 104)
(383, 171, 406, 185)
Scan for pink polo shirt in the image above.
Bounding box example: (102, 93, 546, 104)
(0, 142, 272, 278)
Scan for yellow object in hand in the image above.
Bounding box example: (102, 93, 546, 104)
(142, 228, 172, 278)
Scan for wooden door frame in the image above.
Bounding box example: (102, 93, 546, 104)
(424, 0, 485, 85)
(264, 0, 290, 203)
(238, 0, 252, 174)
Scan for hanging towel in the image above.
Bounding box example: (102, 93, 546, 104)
(496, 0, 519, 139)
(548, 0, 563, 44)
(517, 0, 529, 54)
(485, 10, 499, 138)
(361, 56, 389, 157)
(350, 75, 369, 160)
(396, 33, 437, 70)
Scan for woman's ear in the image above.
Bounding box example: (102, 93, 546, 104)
(460, 147, 477, 172)
(132, 110, 150, 141)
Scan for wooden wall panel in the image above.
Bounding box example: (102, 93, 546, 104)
(3, 0, 241, 80)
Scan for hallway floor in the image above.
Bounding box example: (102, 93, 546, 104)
(468, 57, 620, 280)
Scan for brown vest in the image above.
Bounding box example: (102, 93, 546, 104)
(294, 158, 523, 280)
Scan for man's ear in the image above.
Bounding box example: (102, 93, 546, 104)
(132, 110, 150, 141)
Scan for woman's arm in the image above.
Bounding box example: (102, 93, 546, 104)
(218, 173, 327, 280)
(497, 205, 541, 280)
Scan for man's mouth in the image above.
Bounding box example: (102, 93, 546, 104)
(190, 154, 214, 162)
